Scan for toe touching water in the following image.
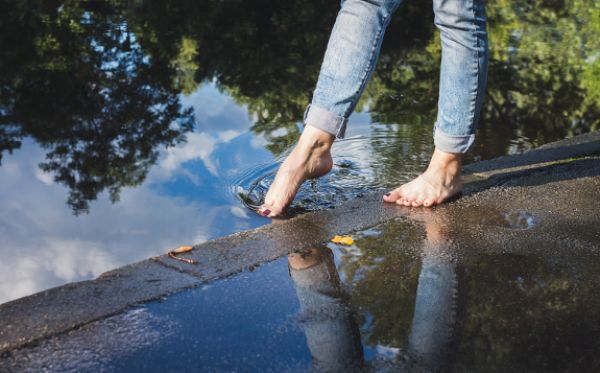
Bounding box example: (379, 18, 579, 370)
(258, 125, 334, 217)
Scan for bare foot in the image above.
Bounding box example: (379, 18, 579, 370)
(383, 148, 463, 207)
(258, 125, 334, 217)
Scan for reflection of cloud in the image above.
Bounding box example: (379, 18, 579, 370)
(158, 132, 218, 176)
(153, 129, 242, 179)
(218, 129, 241, 142)
(0, 139, 219, 304)
(0, 239, 118, 303)
(230, 206, 249, 219)
(250, 133, 269, 149)
(181, 83, 252, 133)
(34, 167, 54, 185)
(151, 85, 251, 180)
(375, 344, 401, 358)
(0, 83, 270, 305)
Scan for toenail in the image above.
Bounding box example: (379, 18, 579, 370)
(385, 193, 390, 197)
(260, 209, 271, 217)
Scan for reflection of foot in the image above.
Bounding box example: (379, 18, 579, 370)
(383, 148, 463, 207)
(258, 126, 334, 217)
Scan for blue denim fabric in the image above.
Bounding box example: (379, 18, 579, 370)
(290, 258, 363, 371)
(305, 0, 489, 154)
(408, 254, 458, 368)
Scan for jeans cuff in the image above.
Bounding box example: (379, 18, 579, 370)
(433, 126, 475, 154)
(304, 104, 347, 139)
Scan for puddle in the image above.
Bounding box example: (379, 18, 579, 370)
(465, 209, 537, 231)
(232, 132, 430, 214)
(502, 211, 535, 230)
(1, 0, 598, 303)
(5, 217, 600, 372)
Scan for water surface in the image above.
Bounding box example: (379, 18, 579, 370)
(4, 215, 600, 372)
(0, 0, 598, 303)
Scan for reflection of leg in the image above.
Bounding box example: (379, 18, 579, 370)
(259, 0, 403, 217)
(407, 209, 461, 370)
(288, 248, 364, 371)
(384, 0, 488, 207)
(408, 255, 458, 370)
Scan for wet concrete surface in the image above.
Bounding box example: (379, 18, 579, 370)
(1, 131, 600, 371)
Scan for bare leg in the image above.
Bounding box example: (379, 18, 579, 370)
(384, 0, 487, 208)
(257, 0, 401, 217)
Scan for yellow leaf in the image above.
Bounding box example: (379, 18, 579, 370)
(172, 245, 193, 254)
(331, 235, 354, 246)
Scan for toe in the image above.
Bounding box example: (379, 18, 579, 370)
(411, 199, 423, 207)
(258, 205, 286, 218)
(257, 206, 272, 217)
(423, 199, 435, 208)
(383, 188, 402, 203)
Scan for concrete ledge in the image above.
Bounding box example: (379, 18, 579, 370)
(0, 260, 199, 354)
(1, 131, 599, 355)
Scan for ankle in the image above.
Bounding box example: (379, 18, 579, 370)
(298, 125, 334, 153)
(426, 148, 462, 179)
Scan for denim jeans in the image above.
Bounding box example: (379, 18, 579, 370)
(290, 250, 363, 371)
(304, 0, 488, 153)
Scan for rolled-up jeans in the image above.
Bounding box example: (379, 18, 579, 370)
(304, 0, 488, 154)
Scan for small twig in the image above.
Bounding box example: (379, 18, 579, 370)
(167, 245, 197, 264)
(168, 252, 197, 264)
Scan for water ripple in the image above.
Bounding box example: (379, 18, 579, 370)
(230, 131, 431, 215)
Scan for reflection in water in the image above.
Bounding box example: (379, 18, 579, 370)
(1, 0, 598, 213)
(5, 207, 600, 371)
(0, 86, 266, 304)
(0, 0, 195, 214)
(0, 0, 598, 303)
(288, 247, 364, 371)
(288, 213, 463, 371)
(407, 212, 461, 371)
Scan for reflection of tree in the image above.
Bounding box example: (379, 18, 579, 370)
(479, 0, 600, 154)
(340, 220, 600, 372)
(124, 0, 343, 156)
(1, 0, 598, 211)
(338, 220, 425, 349)
(0, 0, 193, 213)
(363, 0, 600, 162)
(187, 0, 600, 161)
(135, 0, 599, 162)
(457, 254, 600, 371)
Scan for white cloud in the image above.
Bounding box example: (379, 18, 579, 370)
(230, 206, 249, 219)
(0, 139, 219, 304)
(218, 129, 242, 142)
(250, 133, 269, 149)
(157, 132, 218, 177)
(375, 344, 401, 358)
(34, 167, 54, 185)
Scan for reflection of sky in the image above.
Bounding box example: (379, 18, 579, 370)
(0, 80, 385, 304)
(0, 83, 276, 304)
